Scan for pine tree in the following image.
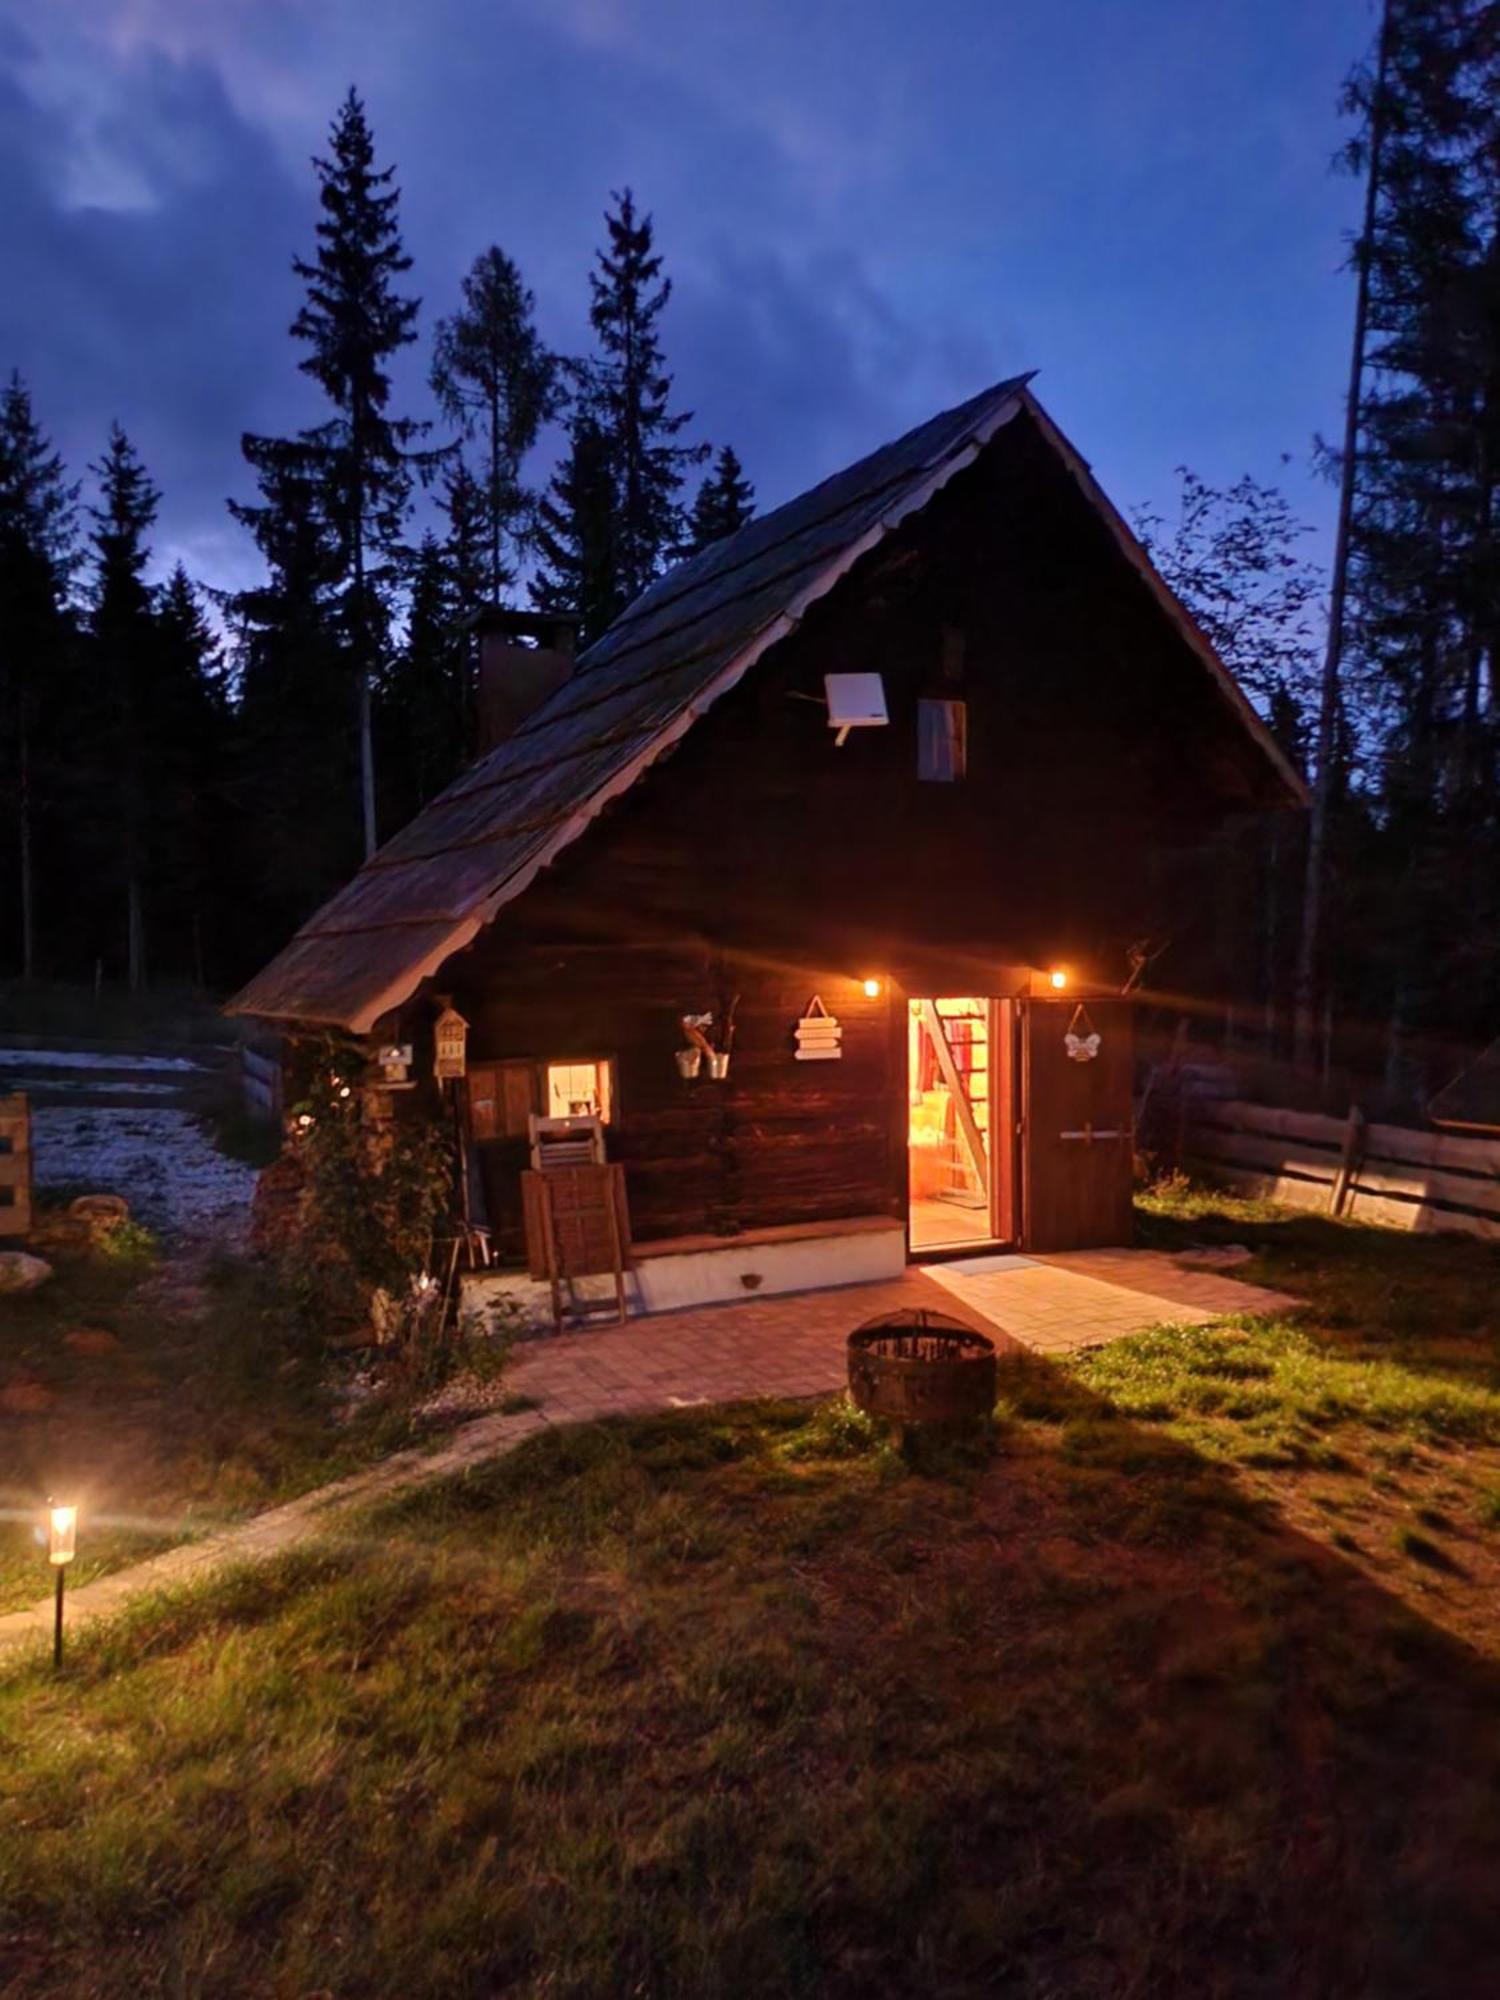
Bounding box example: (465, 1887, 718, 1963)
(283, 87, 427, 858)
(686, 444, 755, 553)
(430, 247, 557, 603)
(84, 424, 160, 989)
(0, 373, 78, 977)
(586, 187, 706, 610)
(532, 410, 621, 645)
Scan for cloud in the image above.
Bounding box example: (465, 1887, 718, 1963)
(0, 31, 314, 588)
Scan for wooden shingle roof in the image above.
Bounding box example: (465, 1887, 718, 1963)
(229, 376, 1305, 1031)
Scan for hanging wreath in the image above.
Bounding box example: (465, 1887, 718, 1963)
(1064, 1003, 1101, 1063)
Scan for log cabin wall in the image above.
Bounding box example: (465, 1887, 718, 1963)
(418, 416, 1279, 1252)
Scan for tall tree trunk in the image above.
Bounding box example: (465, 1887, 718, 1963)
(18, 709, 35, 981)
(353, 460, 377, 860)
(127, 873, 146, 993)
(489, 382, 503, 605)
(1294, 0, 1393, 1067)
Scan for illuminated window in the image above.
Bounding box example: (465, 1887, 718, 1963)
(466, 1057, 616, 1142)
(917, 698, 967, 781)
(546, 1060, 613, 1122)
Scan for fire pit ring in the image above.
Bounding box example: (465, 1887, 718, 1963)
(847, 1308, 997, 1429)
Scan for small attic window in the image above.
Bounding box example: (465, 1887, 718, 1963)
(918, 698, 967, 782)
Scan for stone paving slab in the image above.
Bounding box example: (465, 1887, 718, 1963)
(922, 1249, 1300, 1354)
(0, 1253, 1301, 1663)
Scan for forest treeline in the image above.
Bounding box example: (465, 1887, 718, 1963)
(1154, 0, 1500, 1105)
(0, 91, 754, 992)
(5, 2, 1500, 1111)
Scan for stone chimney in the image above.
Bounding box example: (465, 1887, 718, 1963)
(472, 607, 579, 754)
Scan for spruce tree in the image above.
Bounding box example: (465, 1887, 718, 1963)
(440, 456, 492, 629)
(0, 373, 78, 977)
(430, 247, 557, 603)
(230, 435, 357, 952)
(284, 87, 426, 858)
(532, 410, 621, 645)
(151, 567, 233, 984)
(1335, 0, 1500, 1092)
(379, 531, 468, 826)
(686, 444, 755, 553)
(586, 187, 706, 610)
(84, 424, 160, 989)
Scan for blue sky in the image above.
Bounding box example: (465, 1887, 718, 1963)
(0, 0, 1378, 596)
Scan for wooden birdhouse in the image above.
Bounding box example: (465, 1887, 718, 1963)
(433, 1001, 469, 1081)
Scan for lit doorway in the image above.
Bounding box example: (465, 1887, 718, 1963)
(908, 997, 1007, 1252)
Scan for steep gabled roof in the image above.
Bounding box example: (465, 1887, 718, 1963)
(229, 376, 1306, 1031)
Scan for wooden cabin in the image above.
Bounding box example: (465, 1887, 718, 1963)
(230, 376, 1304, 1311)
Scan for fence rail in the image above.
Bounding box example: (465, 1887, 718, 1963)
(237, 1042, 283, 1127)
(1186, 1098, 1500, 1242)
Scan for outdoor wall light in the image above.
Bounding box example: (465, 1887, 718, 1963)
(48, 1501, 76, 1673)
(1049, 969, 1068, 991)
(862, 978, 882, 999)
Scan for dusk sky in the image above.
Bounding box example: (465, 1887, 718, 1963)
(0, 0, 1378, 599)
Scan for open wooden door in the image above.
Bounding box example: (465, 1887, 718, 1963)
(1020, 997, 1134, 1251)
(906, 997, 1018, 1252)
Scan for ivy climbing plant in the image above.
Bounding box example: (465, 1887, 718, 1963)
(284, 1034, 454, 1324)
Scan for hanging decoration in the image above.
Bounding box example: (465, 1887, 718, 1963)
(376, 1043, 414, 1087)
(1064, 1003, 1101, 1063)
(795, 995, 843, 1061)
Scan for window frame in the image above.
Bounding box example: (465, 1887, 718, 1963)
(465, 1054, 619, 1142)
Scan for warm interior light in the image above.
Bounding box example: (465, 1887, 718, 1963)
(862, 978, 882, 999)
(48, 1505, 76, 1567)
(1049, 969, 1068, 990)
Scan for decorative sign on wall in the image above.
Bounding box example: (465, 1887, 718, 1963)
(795, 994, 843, 1061)
(1064, 1003, 1101, 1063)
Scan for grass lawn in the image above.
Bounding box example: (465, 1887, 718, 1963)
(0, 1210, 430, 1616)
(4, 1189, 1500, 1995)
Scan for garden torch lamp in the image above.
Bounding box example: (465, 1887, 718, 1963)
(49, 1502, 76, 1671)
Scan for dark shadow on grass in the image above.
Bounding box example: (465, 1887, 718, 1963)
(10, 1340, 1500, 1997)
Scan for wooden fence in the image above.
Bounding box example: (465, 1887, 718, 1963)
(236, 1041, 283, 1128)
(0, 1092, 33, 1240)
(1186, 1098, 1500, 1242)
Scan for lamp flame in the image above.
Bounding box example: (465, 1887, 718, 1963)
(48, 1504, 76, 1566)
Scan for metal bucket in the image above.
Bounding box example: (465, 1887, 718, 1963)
(675, 1048, 703, 1079)
(848, 1309, 997, 1427)
(707, 1051, 731, 1080)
